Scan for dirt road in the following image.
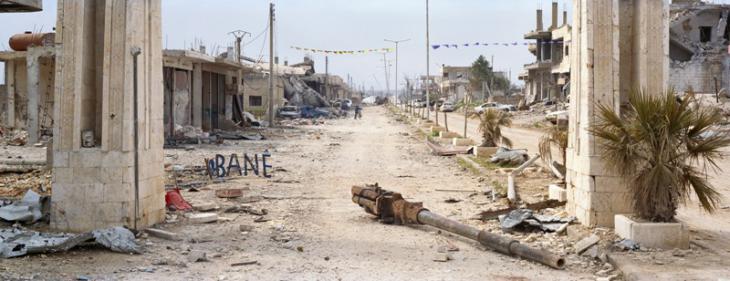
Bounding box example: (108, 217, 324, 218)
(1, 106, 592, 281)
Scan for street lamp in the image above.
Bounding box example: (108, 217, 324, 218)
(385, 38, 410, 109)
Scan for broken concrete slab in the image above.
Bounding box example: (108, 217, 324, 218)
(186, 213, 219, 224)
(548, 184, 567, 202)
(0, 189, 45, 223)
(574, 234, 600, 254)
(0, 227, 139, 258)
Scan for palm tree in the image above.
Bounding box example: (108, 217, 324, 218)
(591, 90, 730, 222)
(478, 109, 513, 147)
(539, 125, 568, 166)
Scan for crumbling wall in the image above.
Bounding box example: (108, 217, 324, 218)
(670, 58, 727, 93)
(173, 70, 191, 126)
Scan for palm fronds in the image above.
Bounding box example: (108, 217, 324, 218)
(478, 109, 513, 147)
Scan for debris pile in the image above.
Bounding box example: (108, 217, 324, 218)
(0, 227, 140, 258)
(499, 209, 576, 232)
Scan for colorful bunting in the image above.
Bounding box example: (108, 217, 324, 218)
(431, 40, 572, 50)
(290, 46, 394, 55)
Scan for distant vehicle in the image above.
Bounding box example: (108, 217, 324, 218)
(343, 99, 353, 109)
(440, 102, 455, 112)
(414, 100, 427, 108)
(545, 110, 568, 124)
(300, 106, 331, 118)
(497, 104, 517, 112)
(277, 106, 301, 119)
(474, 102, 500, 114)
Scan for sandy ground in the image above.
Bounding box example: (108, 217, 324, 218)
(0, 106, 603, 281)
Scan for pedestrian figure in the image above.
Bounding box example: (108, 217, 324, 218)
(354, 105, 363, 120)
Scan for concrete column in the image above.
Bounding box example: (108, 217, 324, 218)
(192, 63, 202, 128)
(566, 0, 669, 227)
(537, 9, 544, 31)
(25, 47, 53, 144)
(551, 2, 558, 30)
(52, 0, 164, 232)
(6, 60, 15, 128)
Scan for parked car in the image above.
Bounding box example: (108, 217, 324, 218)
(277, 106, 301, 119)
(413, 100, 427, 108)
(474, 102, 500, 114)
(545, 110, 568, 124)
(497, 104, 517, 112)
(343, 99, 353, 109)
(440, 102, 455, 112)
(300, 106, 331, 118)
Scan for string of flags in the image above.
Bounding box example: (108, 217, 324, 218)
(291, 46, 394, 55)
(432, 40, 572, 50)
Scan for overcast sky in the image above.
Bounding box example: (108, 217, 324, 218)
(0, 0, 573, 90)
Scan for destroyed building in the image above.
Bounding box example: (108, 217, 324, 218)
(0, 33, 56, 145)
(669, 1, 730, 94)
(440, 65, 471, 102)
(520, 2, 571, 104)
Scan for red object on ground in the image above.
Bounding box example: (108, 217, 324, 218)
(165, 189, 192, 211)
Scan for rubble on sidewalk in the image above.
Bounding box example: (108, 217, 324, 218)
(490, 147, 529, 166)
(0, 190, 47, 223)
(499, 208, 576, 232)
(0, 226, 140, 258)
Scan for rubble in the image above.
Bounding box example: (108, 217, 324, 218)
(0, 227, 140, 258)
(574, 234, 600, 254)
(498, 209, 575, 232)
(490, 147, 529, 166)
(0, 190, 46, 223)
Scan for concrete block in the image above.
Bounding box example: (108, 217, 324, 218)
(439, 131, 461, 139)
(549, 184, 567, 202)
(615, 214, 689, 249)
(452, 138, 475, 146)
(430, 126, 446, 134)
(472, 146, 498, 158)
(574, 234, 600, 254)
(431, 137, 452, 145)
(186, 213, 219, 224)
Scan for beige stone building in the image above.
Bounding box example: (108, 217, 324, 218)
(520, 2, 571, 103)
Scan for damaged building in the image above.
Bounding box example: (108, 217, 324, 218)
(669, 1, 730, 94)
(520, 2, 571, 103)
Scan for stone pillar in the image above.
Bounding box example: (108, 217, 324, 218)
(566, 0, 669, 227)
(192, 63, 202, 128)
(5, 60, 15, 128)
(51, 0, 165, 232)
(26, 47, 54, 145)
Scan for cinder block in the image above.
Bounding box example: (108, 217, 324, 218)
(473, 146, 498, 158)
(452, 138, 475, 146)
(549, 184, 567, 202)
(615, 214, 689, 249)
(439, 131, 461, 138)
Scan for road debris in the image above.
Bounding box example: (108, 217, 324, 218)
(499, 209, 576, 232)
(0, 189, 46, 223)
(215, 189, 244, 198)
(0, 227, 139, 258)
(351, 184, 566, 269)
(145, 228, 180, 241)
(475, 200, 566, 221)
(490, 147, 529, 166)
(574, 234, 600, 254)
(165, 189, 193, 212)
(230, 260, 258, 266)
(186, 213, 219, 224)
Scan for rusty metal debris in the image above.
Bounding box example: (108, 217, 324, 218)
(351, 184, 566, 269)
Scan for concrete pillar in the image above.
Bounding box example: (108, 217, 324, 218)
(6, 60, 15, 128)
(25, 47, 53, 144)
(537, 9, 544, 31)
(566, 0, 669, 227)
(192, 63, 202, 128)
(551, 1, 558, 30)
(51, 0, 165, 232)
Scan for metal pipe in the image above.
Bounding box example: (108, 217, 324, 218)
(131, 47, 142, 231)
(417, 210, 565, 269)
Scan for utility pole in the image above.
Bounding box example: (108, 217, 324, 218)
(425, 0, 431, 120)
(382, 53, 391, 103)
(385, 38, 410, 110)
(229, 30, 251, 62)
(268, 3, 275, 126)
(325, 56, 329, 99)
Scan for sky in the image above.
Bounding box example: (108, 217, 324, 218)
(0, 0, 574, 91)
